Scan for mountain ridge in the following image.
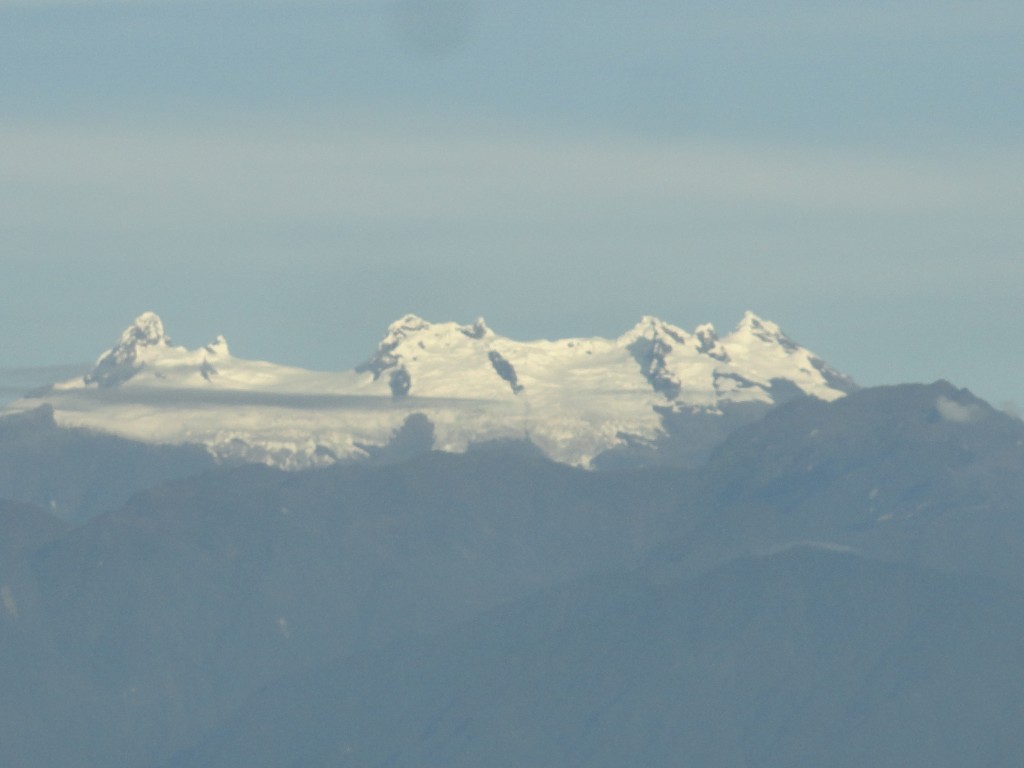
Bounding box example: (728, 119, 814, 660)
(3, 311, 854, 470)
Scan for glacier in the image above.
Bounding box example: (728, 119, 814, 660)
(2, 311, 855, 469)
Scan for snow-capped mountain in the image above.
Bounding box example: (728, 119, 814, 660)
(3, 311, 855, 469)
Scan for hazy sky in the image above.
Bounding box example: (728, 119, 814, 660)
(2, 0, 1022, 408)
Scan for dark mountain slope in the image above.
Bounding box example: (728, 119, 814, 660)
(674, 381, 1024, 587)
(0, 498, 67, 555)
(0, 501, 89, 768)
(169, 547, 1024, 768)
(20, 450, 699, 768)
(0, 499, 67, 644)
(4, 381, 1024, 767)
(0, 405, 216, 524)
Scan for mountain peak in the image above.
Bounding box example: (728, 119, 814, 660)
(623, 316, 690, 346)
(737, 309, 774, 332)
(121, 311, 170, 349)
(382, 314, 493, 342)
(387, 314, 431, 335)
(732, 310, 798, 352)
(460, 317, 491, 340)
(79, 313, 232, 388)
(84, 312, 171, 387)
(204, 334, 230, 357)
(359, 314, 433, 380)
(694, 322, 728, 361)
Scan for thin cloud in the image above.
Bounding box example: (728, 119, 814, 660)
(696, 2, 1023, 40)
(2, 119, 1018, 237)
(762, 541, 861, 556)
(0, 385, 39, 397)
(36, 387, 498, 411)
(935, 395, 982, 424)
(0, 0, 374, 6)
(0, 364, 90, 400)
(0, 0, 166, 6)
(0, 363, 91, 380)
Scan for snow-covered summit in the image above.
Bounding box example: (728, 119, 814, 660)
(120, 310, 169, 348)
(84, 311, 169, 386)
(724, 311, 856, 396)
(6, 311, 856, 470)
(78, 312, 232, 389)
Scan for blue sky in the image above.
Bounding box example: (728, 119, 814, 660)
(2, 0, 1022, 408)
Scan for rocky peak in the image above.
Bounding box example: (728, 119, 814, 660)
(84, 312, 171, 387)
